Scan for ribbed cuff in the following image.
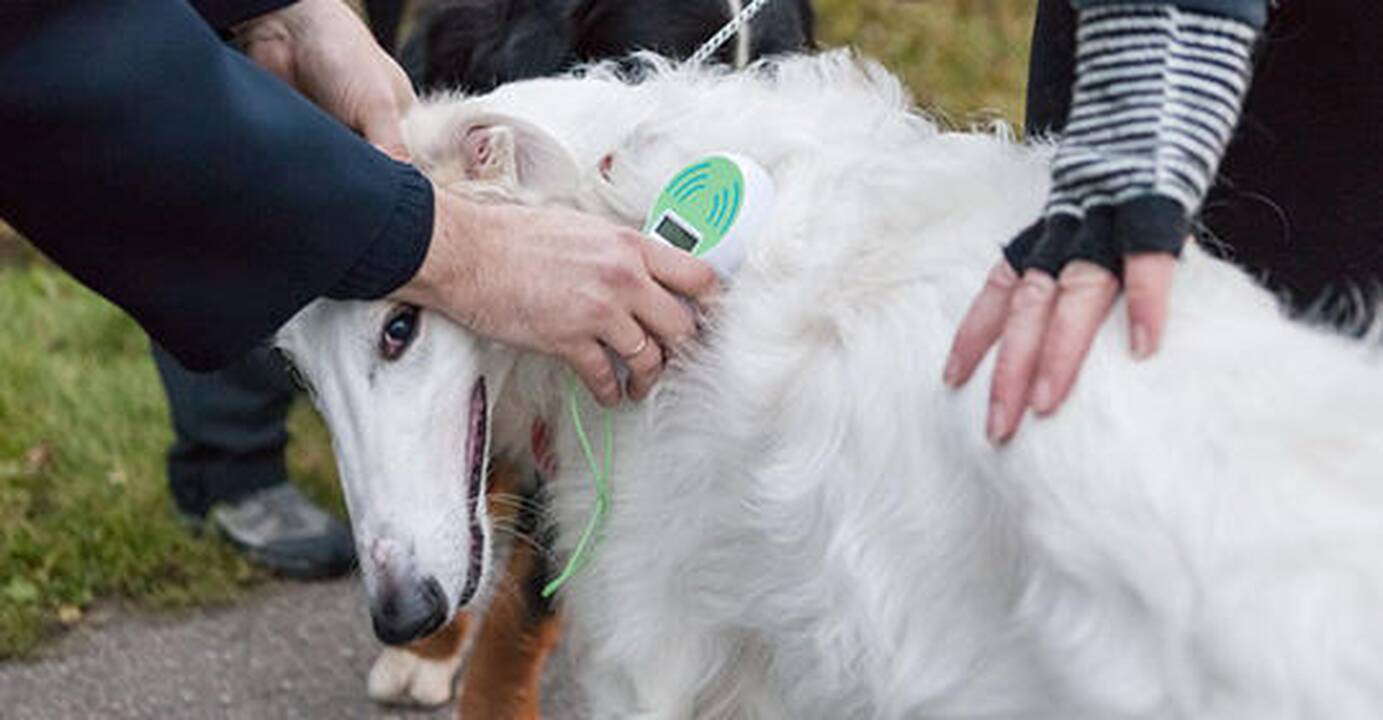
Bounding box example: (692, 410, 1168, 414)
(1006, 195, 1191, 277)
(327, 162, 435, 300)
(1070, 0, 1268, 28)
(1111, 195, 1191, 256)
(190, 0, 298, 32)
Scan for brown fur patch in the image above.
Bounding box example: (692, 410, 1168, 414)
(398, 462, 561, 717)
(408, 612, 469, 661)
(457, 523, 561, 720)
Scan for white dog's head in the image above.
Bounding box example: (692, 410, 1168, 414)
(276, 104, 585, 645)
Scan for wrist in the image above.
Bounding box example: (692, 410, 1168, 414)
(1054, 4, 1257, 217)
(326, 164, 435, 301)
(393, 187, 491, 315)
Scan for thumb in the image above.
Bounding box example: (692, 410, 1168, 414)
(363, 63, 419, 163)
(243, 38, 296, 85)
(363, 108, 411, 163)
(642, 238, 720, 304)
(372, 139, 412, 164)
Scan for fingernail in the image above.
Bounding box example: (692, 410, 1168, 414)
(1031, 379, 1053, 414)
(943, 355, 961, 386)
(987, 402, 1006, 443)
(1131, 324, 1152, 360)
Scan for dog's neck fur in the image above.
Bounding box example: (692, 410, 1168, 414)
(490, 351, 568, 467)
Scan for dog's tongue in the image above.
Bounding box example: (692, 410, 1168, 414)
(457, 377, 489, 609)
(466, 378, 488, 481)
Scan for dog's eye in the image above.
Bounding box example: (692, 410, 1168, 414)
(381, 305, 420, 360)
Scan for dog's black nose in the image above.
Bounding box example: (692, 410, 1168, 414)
(371, 576, 447, 645)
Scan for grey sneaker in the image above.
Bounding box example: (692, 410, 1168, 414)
(208, 484, 356, 580)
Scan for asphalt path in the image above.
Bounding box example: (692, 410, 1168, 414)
(0, 577, 581, 719)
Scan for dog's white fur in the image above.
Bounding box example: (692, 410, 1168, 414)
(279, 53, 1383, 718)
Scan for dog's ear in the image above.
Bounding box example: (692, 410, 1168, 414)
(460, 123, 521, 184)
(430, 113, 580, 200)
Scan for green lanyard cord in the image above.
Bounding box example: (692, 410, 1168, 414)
(540, 374, 613, 598)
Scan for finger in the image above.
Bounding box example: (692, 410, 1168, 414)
(988, 270, 1059, 443)
(602, 315, 662, 402)
(372, 140, 412, 164)
(630, 278, 698, 356)
(566, 343, 622, 408)
(379, 61, 418, 163)
(360, 106, 411, 163)
(1123, 252, 1178, 360)
(641, 236, 719, 304)
(354, 60, 414, 161)
(1030, 261, 1120, 416)
(622, 335, 666, 402)
(944, 261, 1021, 387)
(243, 40, 295, 84)
(389, 62, 419, 113)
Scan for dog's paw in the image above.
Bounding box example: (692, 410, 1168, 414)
(367, 645, 465, 708)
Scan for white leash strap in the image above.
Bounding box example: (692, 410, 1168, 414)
(689, 0, 776, 67)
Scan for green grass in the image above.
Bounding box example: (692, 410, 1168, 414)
(0, 264, 343, 658)
(816, 0, 1037, 124)
(0, 0, 1036, 658)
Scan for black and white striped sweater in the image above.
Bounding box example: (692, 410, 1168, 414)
(1007, 0, 1268, 276)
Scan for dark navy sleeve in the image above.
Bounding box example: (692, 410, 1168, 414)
(0, 0, 434, 371)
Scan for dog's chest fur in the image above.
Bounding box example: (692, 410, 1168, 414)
(436, 54, 1383, 718)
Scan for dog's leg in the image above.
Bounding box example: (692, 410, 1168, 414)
(455, 524, 561, 720)
(368, 613, 473, 707)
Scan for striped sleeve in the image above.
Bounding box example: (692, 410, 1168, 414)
(1071, 0, 1268, 28)
(1005, 2, 1258, 275)
(1046, 4, 1257, 219)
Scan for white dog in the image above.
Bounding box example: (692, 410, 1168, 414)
(277, 52, 1383, 718)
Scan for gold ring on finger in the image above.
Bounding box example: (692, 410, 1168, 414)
(620, 335, 650, 359)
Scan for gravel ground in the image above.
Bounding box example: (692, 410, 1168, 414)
(0, 577, 579, 719)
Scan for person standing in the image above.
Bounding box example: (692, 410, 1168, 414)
(1, 0, 716, 579)
(947, 0, 1271, 441)
(149, 0, 417, 579)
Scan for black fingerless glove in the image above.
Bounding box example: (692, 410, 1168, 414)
(1006, 3, 1259, 277)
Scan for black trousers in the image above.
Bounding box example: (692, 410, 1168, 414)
(1027, 0, 1383, 321)
(152, 343, 295, 518)
(365, 0, 406, 53)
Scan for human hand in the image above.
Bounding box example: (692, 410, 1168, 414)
(395, 189, 720, 406)
(945, 250, 1178, 443)
(234, 0, 416, 159)
(943, 4, 1258, 444)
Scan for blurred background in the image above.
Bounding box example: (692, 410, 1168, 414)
(0, 0, 1037, 659)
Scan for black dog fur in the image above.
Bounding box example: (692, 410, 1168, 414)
(398, 0, 815, 93)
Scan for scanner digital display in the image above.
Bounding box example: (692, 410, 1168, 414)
(655, 213, 701, 252)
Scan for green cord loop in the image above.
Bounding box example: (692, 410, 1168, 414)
(541, 374, 613, 598)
